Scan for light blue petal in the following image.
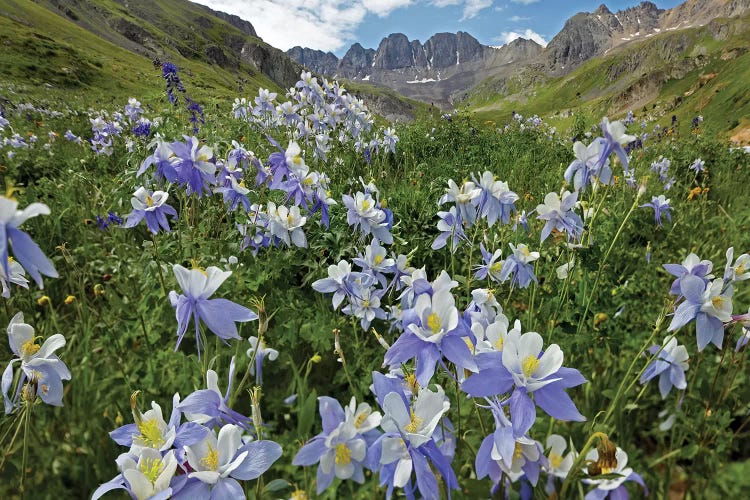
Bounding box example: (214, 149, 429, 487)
(231, 440, 283, 480)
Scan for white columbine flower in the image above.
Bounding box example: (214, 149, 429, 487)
(185, 424, 248, 484)
(502, 331, 563, 392)
(121, 449, 178, 500)
(545, 434, 574, 479)
(131, 401, 177, 453)
(408, 290, 458, 344)
(381, 385, 450, 448)
(266, 202, 307, 248)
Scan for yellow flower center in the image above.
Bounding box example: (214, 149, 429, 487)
(354, 412, 368, 428)
(426, 312, 441, 334)
(290, 489, 308, 500)
(292, 154, 302, 166)
(139, 457, 165, 483)
(513, 442, 524, 460)
(21, 338, 41, 357)
(711, 296, 724, 309)
(405, 373, 419, 394)
(136, 418, 165, 448)
(362, 299, 370, 308)
(145, 195, 155, 207)
(334, 443, 351, 465)
(522, 355, 539, 378)
(521, 246, 530, 257)
(494, 336, 504, 351)
(374, 254, 384, 266)
(405, 409, 423, 433)
(287, 214, 294, 226)
(201, 444, 219, 471)
(549, 452, 563, 469)
(301, 176, 313, 186)
(490, 261, 503, 274)
(736, 263, 746, 275)
(361, 200, 372, 211)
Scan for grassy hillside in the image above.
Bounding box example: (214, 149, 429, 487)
(467, 14, 750, 141)
(0, 0, 284, 103)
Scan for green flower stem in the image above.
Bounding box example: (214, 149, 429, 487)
(151, 233, 169, 299)
(577, 192, 642, 336)
(559, 431, 610, 498)
(597, 310, 666, 431)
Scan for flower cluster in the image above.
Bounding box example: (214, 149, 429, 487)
(234, 71, 397, 162)
(433, 171, 519, 251)
(95, 361, 282, 500)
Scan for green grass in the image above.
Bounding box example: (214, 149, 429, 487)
(0, 89, 749, 498)
(467, 15, 750, 141)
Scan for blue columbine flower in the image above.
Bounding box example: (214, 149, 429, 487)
(640, 194, 672, 226)
(168, 265, 258, 355)
(536, 190, 584, 243)
(170, 136, 216, 196)
(292, 396, 381, 494)
(353, 239, 396, 288)
(474, 242, 504, 283)
(663, 252, 714, 296)
(471, 171, 519, 226)
(640, 336, 689, 398)
(463, 329, 587, 422)
(384, 280, 477, 386)
(342, 191, 394, 245)
(0, 196, 59, 289)
(2, 312, 71, 413)
(432, 206, 468, 252)
(178, 357, 251, 429)
(439, 178, 481, 227)
(137, 139, 179, 184)
(597, 117, 636, 172)
(500, 243, 539, 289)
(668, 276, 732, 351)
(175, 424, 283, 499)
(564, 138, 613, 191)
(366, 383, 459, 500)
(123, 187, 178, 234)
(246, 336, 279, 386)
(689, 158, 705, 173)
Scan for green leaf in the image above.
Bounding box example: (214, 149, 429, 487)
(262, 479, 290, 493)
(297, 389, 318, 438)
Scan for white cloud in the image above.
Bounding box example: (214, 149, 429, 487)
(361, 0, 413, 17)
(191, 0, 412, 52)
(511, 0, 540, 4)
(431, 0, 494, 20)
(496, 28, 547, 46)
(431, 0, 462, 6)
(508, 15, 530, 22)
(460, 0, 493, 20)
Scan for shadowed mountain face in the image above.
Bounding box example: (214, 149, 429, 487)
(287, 31, 542, 107)
(36, 0, 303, 89)
(287, 0, 750, 107)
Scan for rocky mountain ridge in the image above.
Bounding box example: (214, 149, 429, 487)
(287, 0, 749, 106)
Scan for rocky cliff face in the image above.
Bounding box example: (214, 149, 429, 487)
(286, 47, 339, 76)
(338, 43, 376, 77)
(544, 2, 664, 71)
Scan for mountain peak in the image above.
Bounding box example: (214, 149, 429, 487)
(595, 4, 612, 15)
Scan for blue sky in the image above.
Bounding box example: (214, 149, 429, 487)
(192, 0, 685, 56)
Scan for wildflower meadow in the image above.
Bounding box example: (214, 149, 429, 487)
(0, 65, 749, 499)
